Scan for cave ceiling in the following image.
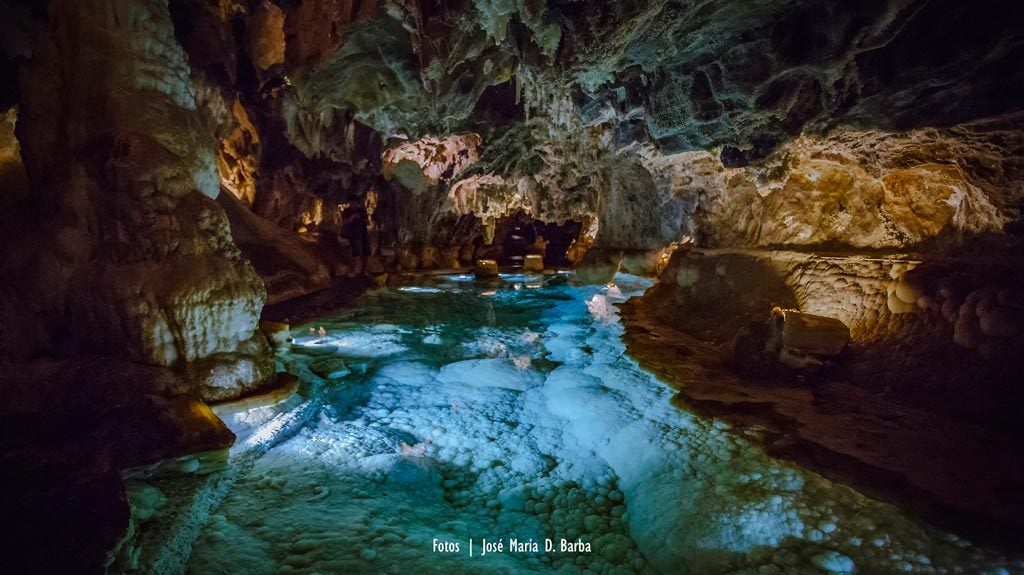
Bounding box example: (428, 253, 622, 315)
(274, 0, 1024, 149)
(2, 0, 1022, 253)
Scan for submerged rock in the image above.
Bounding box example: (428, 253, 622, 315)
(309, 356, 351, 380)
(574, 249, 623, 284)
(812, 550, 856, 574)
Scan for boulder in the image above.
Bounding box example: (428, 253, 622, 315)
(475, 259, 499, 279)
(768, 307, 850, 369)
(260, 321, 292, 345)
(523, 254, 544, 272)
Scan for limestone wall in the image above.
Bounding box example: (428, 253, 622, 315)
(8, 0, 273, 400)
(661, 248, 1024, 355)
(644, 248, 1024, 425)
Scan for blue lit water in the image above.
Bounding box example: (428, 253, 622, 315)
(177, 274, 1020, 575)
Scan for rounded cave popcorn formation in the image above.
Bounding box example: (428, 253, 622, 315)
(0, 0, 1023, 574)
(176, 279, 1020, 575)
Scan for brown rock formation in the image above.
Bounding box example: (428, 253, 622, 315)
(645, 248, 1024, 417)
(0, 107, 27, 205)
(247, 0, 286, 71)
(217, 187, 332, 305)
(0, 0, 1022, 566)
(10, 0, 273, 400)
(623, 246, 1024, 543)
(638, 116, 1024, 251)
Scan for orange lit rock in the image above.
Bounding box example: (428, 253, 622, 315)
(640, 117, 1023, 251)
(523, 254, 544, 272)
(213, 96, 261, 206)
(383, 134, 481, 191)
(0, 107, 27, 205)
(248, 0, 286, 71)
(286, 0, 377, 67)
(769, 307, 851, 368)
(217, 189, 331, 305)
(475, 259, 499, 278)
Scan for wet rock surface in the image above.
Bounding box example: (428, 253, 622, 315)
(642, 248, 1024, 426)
(0, 0, 1022, 571)
(620, 249, 1024, 548)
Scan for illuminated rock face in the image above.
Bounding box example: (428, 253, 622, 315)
(383, 134, 481, 193)
(137, 0, 1024, 274)
(209, 90, 261, 207)
(658, 248, 1024, 351)
(0, 108, 27, 205)
(649, 247, 1024, 418)
(13, 0, 272, 400)
(216, 190, 333, 306)
(639, 117, 1024, 251)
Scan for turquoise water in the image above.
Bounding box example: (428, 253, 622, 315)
(178, 274, 1020, 575)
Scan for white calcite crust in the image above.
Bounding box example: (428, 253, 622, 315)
(162, 276, 1023, 575)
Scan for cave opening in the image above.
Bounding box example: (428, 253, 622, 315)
(495, 211, 582, 269)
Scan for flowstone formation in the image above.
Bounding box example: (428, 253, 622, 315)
(8, 0, 273, 400)
(0, 1, 270, 570)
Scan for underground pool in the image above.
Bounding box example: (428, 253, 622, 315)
(125, 274, 1022, 575)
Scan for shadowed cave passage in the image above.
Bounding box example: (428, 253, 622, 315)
(497, 212, 582, 268)
(0, 0, 1023, 574)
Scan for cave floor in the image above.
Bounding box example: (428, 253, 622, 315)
(133, 274, 1022, 575)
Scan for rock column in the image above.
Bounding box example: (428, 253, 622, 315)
(16, 0, 273, 400)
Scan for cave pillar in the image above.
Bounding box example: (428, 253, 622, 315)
(17, 0, 273, 400)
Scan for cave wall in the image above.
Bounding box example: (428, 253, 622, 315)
(0, 3, 276, 569)
(96, 0, 1024, 275)
(0, 0, 1019, 381)
(120, 0, 1024, 266)
(650, 248, 1024, 429)
(0, 107, 27, 205)
(564, 0, 1024, 151)
(639, 115, 1024, 252)
(357, 0, 1024, 256)
(6, 0, 273, 400)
